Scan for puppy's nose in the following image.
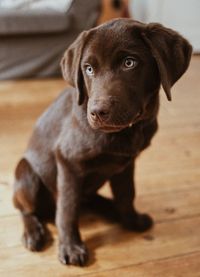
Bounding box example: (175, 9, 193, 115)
(90, 106, 110, 121)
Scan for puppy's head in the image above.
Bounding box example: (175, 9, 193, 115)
(61, 19, 192, 133)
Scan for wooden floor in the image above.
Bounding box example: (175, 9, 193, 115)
(0, 56, 200, 277)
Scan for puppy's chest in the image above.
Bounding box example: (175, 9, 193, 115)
(70, 126, 144, 175)
(64, 124, 144, 159)
(81, 153, 131, 176)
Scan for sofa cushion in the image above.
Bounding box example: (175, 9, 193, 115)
(0, 0, 99, 35)
(0, 0, 101, 79)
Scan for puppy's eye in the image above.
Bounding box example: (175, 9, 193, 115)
(85, 64, 94, 76)
(123, 57, 138, 70)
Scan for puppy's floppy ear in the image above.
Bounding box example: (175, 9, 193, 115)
(61, 31, 89, 105)
(141, 23, 192, 101)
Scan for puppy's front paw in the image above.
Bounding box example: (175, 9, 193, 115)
(122, 212, 153, 232)
(58, 242, 89, 266)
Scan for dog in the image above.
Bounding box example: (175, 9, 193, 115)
(13, 18, 192, 266)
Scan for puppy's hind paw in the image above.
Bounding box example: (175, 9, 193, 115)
(122, 213, 154, 232)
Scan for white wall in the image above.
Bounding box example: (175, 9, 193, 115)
(129, 0, 200, 52)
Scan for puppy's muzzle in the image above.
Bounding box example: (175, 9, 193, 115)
(88, 98, 142, 132)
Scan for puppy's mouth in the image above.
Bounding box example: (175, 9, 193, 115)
(88, 119, 138, 133)
(99, 123, 134, 133)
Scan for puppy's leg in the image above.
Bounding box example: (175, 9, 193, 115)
(82, 194, 120, 222)
(56, 152, 88, 266)
(110, 162, 153, 232)
(13, 158, 46, 251)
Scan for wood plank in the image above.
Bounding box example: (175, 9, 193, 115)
(0, 216, 200, 276)
(0, 183, 18, 217)
(82, 252, 200, 277)
(0, 79, 65, 105)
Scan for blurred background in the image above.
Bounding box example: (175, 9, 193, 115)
(0, 0, 199, 80)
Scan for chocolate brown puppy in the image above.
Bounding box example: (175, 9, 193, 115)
(13, 19, 192, 266)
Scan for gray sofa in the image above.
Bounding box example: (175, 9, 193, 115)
(0, 0, 101, 79)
